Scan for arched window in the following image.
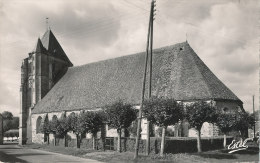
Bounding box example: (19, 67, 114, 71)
(36, 116, 42, 134)
(52, 115, 58, 121)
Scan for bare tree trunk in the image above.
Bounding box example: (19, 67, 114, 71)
(92, 133, 96, 150)
(197, 130, 202, 152)
(54, 134, 57, 146)
(160, 127, 166, 156)
(223, 134, 226, 148)
(64, 133, 67, 147)
(47, 134, 49, 145)
(117, 129, 121, 152)
(76, 134, 80, 148)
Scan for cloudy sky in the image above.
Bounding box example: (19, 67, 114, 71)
(0, 0, 259, 116)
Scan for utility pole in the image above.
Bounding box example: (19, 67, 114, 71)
(253, 95, 255, 138)
(146, 0, 156, 156)
(134, 0, 155, 159)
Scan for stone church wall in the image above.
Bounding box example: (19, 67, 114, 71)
(31, 100, 241, 144)
(31, 113, 45, 144)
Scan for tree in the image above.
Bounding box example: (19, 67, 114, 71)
(2, 111, 14, 132)
(2, 111, 13, 120)
(104, 100, 137, 152)
(186, 101, 216, 152)
(49, 115, 60, 146)
(235, 111, 255, 138)
(11, 117, 19, 129)
(39, 115, 50, 144)
(57, 113, 70, 147)
(67, 113, 86, 148)
(3, 120, 12, 132)
(82, 111, 104, 149)
(216, 112, 237, 148)
(142, 97, 184, 156)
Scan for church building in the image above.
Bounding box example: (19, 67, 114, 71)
(19, 29, 243, 145)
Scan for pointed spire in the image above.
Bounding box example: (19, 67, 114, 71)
(41, 29, 73, 66)
(35, 38, 46, 53)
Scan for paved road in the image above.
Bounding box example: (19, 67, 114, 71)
(0, 144, 103, 163)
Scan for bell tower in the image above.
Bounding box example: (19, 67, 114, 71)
(19, 29, 73, 145)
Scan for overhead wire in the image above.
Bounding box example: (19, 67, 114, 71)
(2, 0, 252, 49)
(124, 0, 250, 46)
(2, 7, 149, 49)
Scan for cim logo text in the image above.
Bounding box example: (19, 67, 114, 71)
(227, 138, 253, 153)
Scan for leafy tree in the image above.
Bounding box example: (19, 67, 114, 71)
(3, 120, 12, 132)
(39, 115, 50, 144)
(235, 111, 255, 138)
(81, 111, 104, 149)
(11, 117, 19, 129)
(49, 115, 60, 146)
(104, 100, 137, 152)
(67, 113, 86, 148)
(57, 113, 70, 147)
(186, 101, 216, 152)
(143, 97, 184, 156)
(2, 111, 13, 120)
(2, 111, 16, 132)
(216, 112, 237, 148)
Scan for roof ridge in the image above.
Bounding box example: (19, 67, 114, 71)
(70, 41, 188, 69)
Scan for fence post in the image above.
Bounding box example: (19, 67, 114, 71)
(0, 114, 3, 145)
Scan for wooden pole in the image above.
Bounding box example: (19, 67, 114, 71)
(134, 1, 153, 159)
(253, 95, 255, 138)
(0, 114, 3, 145)
(146, 0, 155, 156)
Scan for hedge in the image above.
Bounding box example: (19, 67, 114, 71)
(50, 137, 105, 150)
(49, 136, 233, 154)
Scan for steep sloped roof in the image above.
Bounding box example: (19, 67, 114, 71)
(34, 38, 47, 53)
(32, 42, 242, 114)
(41, 29, 73, 66)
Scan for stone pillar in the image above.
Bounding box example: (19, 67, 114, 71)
(141, 118, 148, 139)
(19, 59, 28, 145)
(19, 90, 27, 145)
(0, 114, 3, 145)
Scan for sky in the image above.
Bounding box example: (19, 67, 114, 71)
(0, 0, 259, 116)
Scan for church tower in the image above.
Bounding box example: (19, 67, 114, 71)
(19, 29, 73, 145)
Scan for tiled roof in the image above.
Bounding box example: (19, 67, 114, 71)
(32, 42, 242, 114)
(41, 29, 73, 66)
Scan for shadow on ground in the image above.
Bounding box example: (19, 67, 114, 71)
(0, 144, 51, 163)
(0, 151, 28, 162)
(192, 153, 237, 159)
